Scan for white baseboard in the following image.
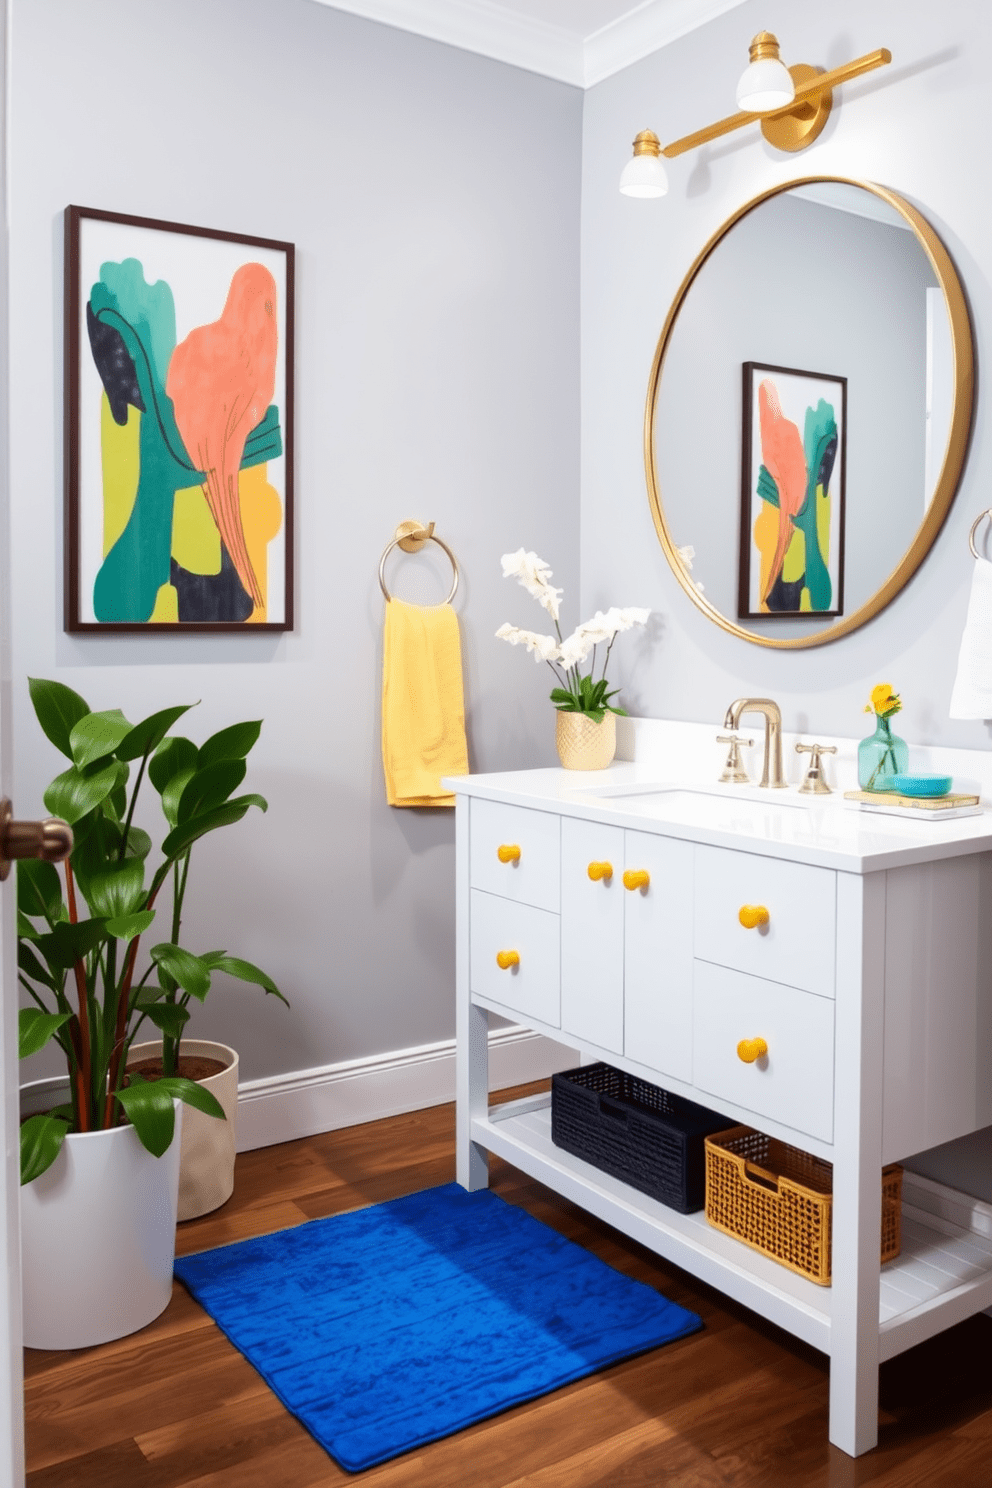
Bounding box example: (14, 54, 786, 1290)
(235, 1027, 578, 1153)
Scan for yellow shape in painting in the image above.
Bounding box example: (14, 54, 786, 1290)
(148, 584, 179, 623)
(239, 464, 283, 623)
(816, 486, 831, 566)
(800, 587, 813, 612)
(752, 499, 779, 612)
(782, 528, 806, 585)
(100, 395, 141, 557)
(172, 485, 221, 574)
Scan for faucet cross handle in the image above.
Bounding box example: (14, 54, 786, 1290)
(795, 740, 837, 796)
(717, 732, 754, 785)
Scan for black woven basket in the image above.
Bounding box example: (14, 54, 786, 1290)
(551, 1063, 730, 1214)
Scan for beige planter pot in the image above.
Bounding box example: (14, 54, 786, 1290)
(555, 709, 617, 770)
(128, 1039, 239, 1222)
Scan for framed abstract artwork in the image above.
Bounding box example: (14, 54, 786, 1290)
(738, 361, 846, 621)
(64, 205, 294, 632)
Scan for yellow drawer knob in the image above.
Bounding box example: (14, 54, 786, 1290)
(623, 869, 650, 891)
(496, 950, 520, 970)
(737, 1037, 768, 1063)
(588, 861, 613, 882)
(497, 844, 521, 864)
(738, 904, 770, 929)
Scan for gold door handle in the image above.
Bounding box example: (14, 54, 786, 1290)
(737, 1037, 768, 1063)
(496, 950, 520, 970)
(587, 861, 613, 882)
(497, 844, 521, 864)
(623, 869, 650, 891)
(0, 798, 72, 882)
(738, 904, 770, 929)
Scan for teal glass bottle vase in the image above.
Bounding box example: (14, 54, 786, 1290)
(858, 713, 908, 792)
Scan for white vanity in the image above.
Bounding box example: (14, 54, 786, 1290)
(449, 728, 992, 1458)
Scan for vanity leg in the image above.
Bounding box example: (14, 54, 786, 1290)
(455, 796, 489, 1191)
(828, 873, 886, 1456)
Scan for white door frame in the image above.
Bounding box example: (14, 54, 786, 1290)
(0, 0, 26, 1479)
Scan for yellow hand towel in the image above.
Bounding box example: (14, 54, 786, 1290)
(381, 598, 469, 807)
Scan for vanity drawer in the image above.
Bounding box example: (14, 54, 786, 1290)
(694, 845, 836, 998)
(470, 889, 560, 1027)
(470, 799, 560, 913)
(692, 962, 834, 1143)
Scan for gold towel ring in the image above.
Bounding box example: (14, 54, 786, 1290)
(379, 521, 459, 604)
(968, 509, 992, 560)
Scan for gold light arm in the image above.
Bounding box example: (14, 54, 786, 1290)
(660, 48, 891, 159)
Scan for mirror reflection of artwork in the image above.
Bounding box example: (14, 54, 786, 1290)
(65, 206, 295, 633)
(739, 362, 846, 620)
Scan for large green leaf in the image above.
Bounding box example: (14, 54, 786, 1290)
(20, 1113, 70, 1184)
(176, 760, 247, 824)
(122, 826, 152, 861)
(28, 678, 90, 760)
(198, 720, 262, 768)
(114, 1080, 176, 1157)
(44, 759, 120, 825)
(69, 709, 132, 770)
(155, 1076, 225, 1121)
(17, 859, 63, 923)
(19, 1008, 71, 1059)
(161, 795, 267, 859)
(105, 909, 155, 941)
(150, 944, 211, 1002)
(17, 941, 58, 992)
(117, 703, 196, 762)
(161, 767, 196, 828)
(148, 736, 198, 795)
(207, 954, 288, 1005)
(86, 857, 145, 919)
(32, 917, 108, 969)
(139, 1003, 191, 1038)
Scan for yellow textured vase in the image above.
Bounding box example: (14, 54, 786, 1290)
(555, 709, 617, 770)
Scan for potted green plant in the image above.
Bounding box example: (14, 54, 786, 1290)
(17, 677, 285, 1346)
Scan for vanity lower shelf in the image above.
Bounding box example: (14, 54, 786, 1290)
(475, 1094, 992, 1364)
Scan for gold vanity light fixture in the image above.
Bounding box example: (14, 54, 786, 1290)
(619, 32, 892, 197)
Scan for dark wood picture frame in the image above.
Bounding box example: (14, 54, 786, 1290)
(65, 205, 295, 633)
(738, 360, 846, 622)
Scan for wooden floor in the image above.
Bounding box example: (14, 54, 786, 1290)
(23, 1084, 992, 1488)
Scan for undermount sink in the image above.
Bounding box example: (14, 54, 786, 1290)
(572, 782, 818, 810)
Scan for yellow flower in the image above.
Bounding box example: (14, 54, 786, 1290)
(866, 682, 902, 717)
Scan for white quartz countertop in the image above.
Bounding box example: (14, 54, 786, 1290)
(444, 761, 992, 872)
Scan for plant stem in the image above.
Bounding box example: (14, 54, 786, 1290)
(118, 750, 149, 861)
(64, 861, 92, 1132)
(103, 878, 162, 1126)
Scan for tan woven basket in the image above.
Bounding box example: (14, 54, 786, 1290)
(704, 1126, 902, 1286)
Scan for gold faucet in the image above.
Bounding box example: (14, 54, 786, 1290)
(723, 698, 786, 788)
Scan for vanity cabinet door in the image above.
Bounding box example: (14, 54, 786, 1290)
(694, 845, 836, 999)
(470, 799, 560, 913)
(693, 961, 834, 1142)
(623, 831, 694, 1083)
(470, 889, 560, 1028)
(560, 818, 624, 1053)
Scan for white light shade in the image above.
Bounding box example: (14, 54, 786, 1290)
(619, 153, 668, 199)
(737, 58, 794, 113)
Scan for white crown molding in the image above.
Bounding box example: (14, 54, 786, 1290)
(310, 0, 585, 85)
(310, 0, 749, 87)
(583, 0, 746, 87)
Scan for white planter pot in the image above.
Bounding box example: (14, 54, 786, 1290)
(128, 1039, 239, 1222)
(20, 1076, 182, 1350)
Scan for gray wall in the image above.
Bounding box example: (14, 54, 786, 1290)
(656, 192, 937, 630)
(10, 0, 581, 1080)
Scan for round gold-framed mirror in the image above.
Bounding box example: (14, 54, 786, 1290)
(645, 177, 974, 648)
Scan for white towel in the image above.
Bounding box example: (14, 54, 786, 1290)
(949, 558, 992, 719)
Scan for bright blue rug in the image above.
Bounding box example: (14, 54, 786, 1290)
(174, 1182, 701, 1472)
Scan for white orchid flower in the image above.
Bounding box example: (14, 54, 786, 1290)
(495, 622, 560, 663)
(676, 545, 695, 569)
(557, 628, 596, 670)
(500, 548, 563, 622)
(615, 606, 650, 631)
(574, 610, 621, 646)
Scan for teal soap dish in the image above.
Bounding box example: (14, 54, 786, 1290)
(888, 773, 952, 798)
